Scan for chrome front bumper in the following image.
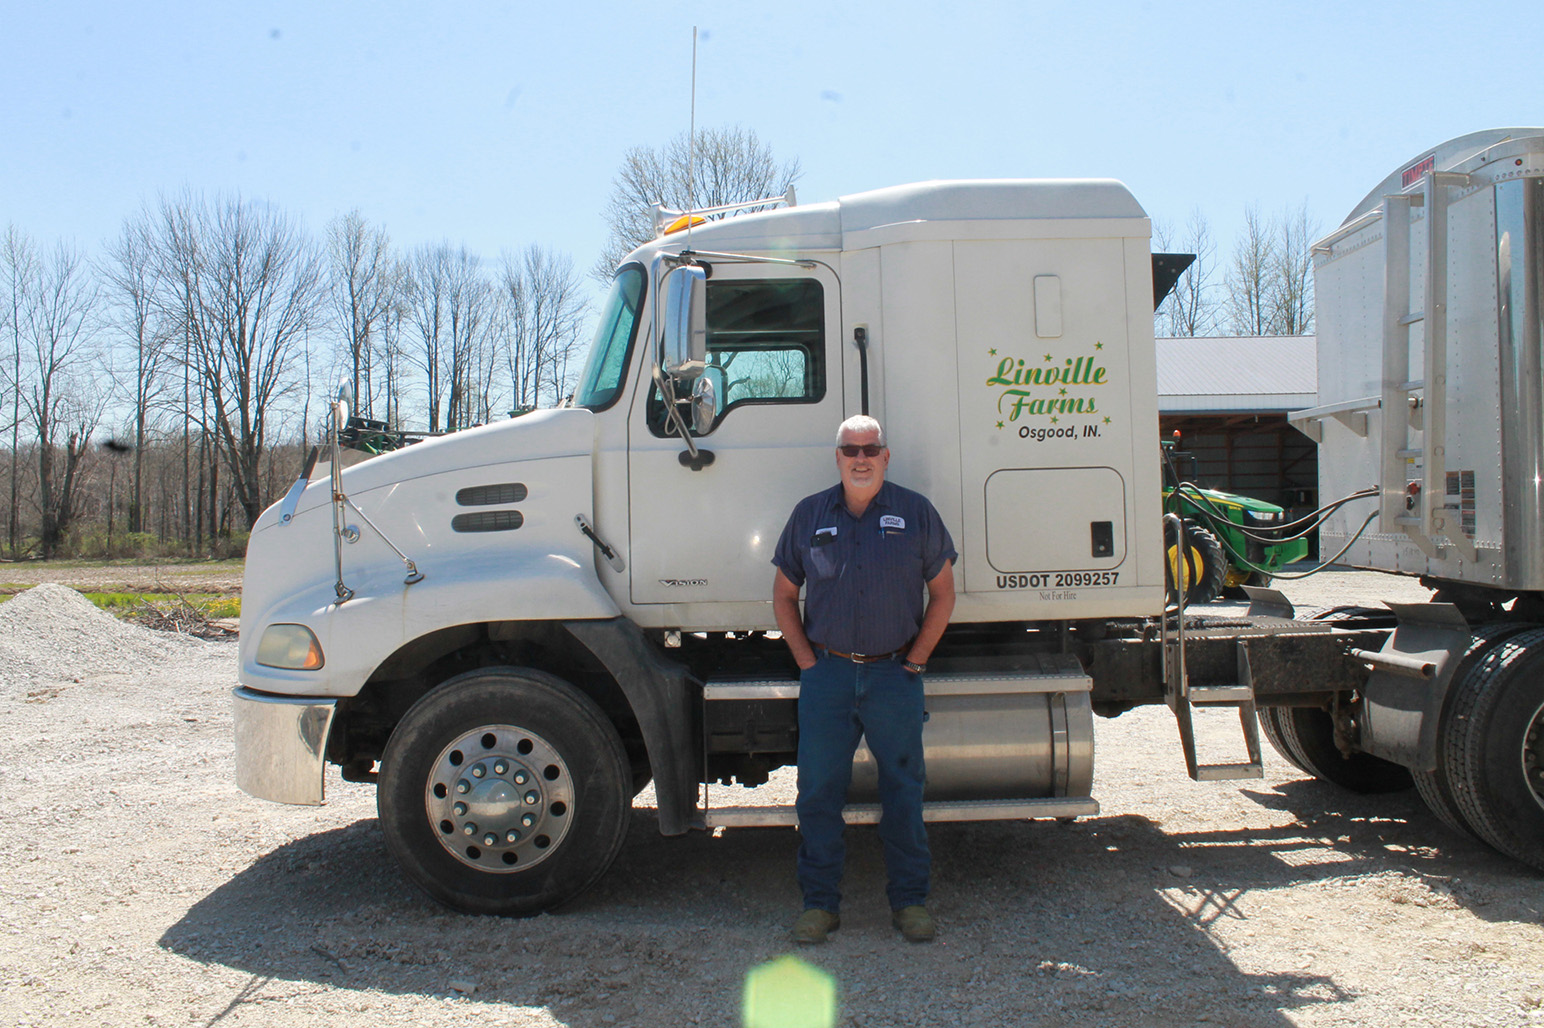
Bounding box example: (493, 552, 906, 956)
(233, 687, 337, 805)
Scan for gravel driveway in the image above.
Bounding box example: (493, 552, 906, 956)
(1, 568, 1541, 1028)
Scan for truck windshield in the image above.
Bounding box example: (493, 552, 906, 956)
(573, 265, 645, 411)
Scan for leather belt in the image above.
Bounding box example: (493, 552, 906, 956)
(817, 645, 904, 664)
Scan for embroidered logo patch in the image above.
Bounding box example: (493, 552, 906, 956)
(879, 515, 906, 530)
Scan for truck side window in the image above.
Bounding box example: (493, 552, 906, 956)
(649, 277, 826, 435)
(574, 265, 645, 412)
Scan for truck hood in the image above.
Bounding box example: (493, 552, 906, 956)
(254, 408, 596, 531)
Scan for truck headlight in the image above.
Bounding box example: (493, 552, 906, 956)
(256, 624, 325, 670)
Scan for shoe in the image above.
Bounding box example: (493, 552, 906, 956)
(891, 905, 936, 943)
(792, 908, 840, 945)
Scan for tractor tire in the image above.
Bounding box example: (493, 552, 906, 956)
(1165, 522, 1227, 607)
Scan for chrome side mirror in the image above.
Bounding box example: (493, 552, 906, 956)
(661, 265, 707, 378)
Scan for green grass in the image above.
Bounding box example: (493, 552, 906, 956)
(0, 589, 240, 618)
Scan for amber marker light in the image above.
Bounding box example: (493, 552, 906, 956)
(255, 624, 325, 670)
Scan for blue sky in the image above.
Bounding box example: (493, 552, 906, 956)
(4, 1, 1540, 298)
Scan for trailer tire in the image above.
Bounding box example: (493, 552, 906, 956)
(1412, 622, 1536, 838)
(1258, 706, 1310, 774)
(1274, 704, 1415, 794)
(378, 667, 632, 916)
(1443, 627, 1544, 871)
(1165, 523, 1226, 606)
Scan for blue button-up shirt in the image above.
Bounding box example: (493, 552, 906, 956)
(773, 480, 957, 655)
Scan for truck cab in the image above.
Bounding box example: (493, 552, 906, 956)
(234, 179, 1174, 914)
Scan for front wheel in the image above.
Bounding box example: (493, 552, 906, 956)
(378, 667, 631, 915)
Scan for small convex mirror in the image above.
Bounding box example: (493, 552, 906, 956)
(691, 374, 717, 435)
(661, 265, 707, 378)
(335, 382, 354, 425)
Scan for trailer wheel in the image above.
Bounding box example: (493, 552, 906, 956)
(1165, 523, 1226, 606)
(1257, 706, 1310, 774)
(1443, 627, 1544, 870)
(1272, 704, 1414, 793)
(378, 667, 631, 916)
(1258, 607, 1414, 786)
(1412, 622, 1536, 838)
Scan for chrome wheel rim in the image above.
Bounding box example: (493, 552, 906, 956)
(1524, 700, 1544, 814)
(425, 725, 575, 872)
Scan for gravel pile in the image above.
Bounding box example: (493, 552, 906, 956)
(0, 582, 206, 694)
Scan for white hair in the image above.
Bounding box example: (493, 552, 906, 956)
(835, 414, 886, 448)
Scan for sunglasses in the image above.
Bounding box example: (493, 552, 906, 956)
(838, 444, 885, 458)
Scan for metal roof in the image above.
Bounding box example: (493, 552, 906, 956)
(1156, 335, 1317, 414)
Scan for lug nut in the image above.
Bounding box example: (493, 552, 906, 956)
(524, 791, 539, 806)
(471, 764, 486, 778)
(483, 833, 497, 847)
(463, 822, 478, 836)
(493, 761, 508, 775)
(514, 771, 528, 785)
(456, 780, 470, 794)
(453, 802, 467, 816)
(521, 813, 536, 828)
(506, 830, 521, 843)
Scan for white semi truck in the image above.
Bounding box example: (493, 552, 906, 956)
(234, 136, 1544, 915)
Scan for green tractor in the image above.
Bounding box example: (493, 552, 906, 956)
(1161, 441, 1311, 605)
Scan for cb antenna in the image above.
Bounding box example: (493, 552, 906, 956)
(686, 25, 698, 252)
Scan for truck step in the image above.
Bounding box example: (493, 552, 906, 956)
(1193, 762, 1265, 782)
(1189, 684, 1254, 704)
(702, 795, 1099, 829)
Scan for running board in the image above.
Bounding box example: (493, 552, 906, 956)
(703, 796, 1099, 829)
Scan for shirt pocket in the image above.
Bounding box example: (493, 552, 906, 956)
(808, 544, 839, 580)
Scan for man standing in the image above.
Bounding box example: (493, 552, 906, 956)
(771, 414, 957, 945)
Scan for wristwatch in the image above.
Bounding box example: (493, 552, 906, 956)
(903, 659, 926, 674)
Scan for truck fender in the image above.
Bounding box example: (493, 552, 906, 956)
(1357, 602, 1473, 770)
(563, 618, 697, 837)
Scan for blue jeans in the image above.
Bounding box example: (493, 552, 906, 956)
(795, 655, 929, 912)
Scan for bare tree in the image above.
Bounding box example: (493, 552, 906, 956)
(152, 192, 325, 529)
(326, 211, 395, 418)
(403, 244, 451, 432)
(1224, 204, 1275, 336)
(500, 245, 587, 409)
(19, 242, 105, 556)
(1223, 203, 1319, 337)
(101, 214, 168, 534)
(1272, 202, 1317, 335)
(2, 225, 37, 557)
(444, 249, 495, 430)
(595, 125, 801, 279)
(402, 244, 497, 431)
(1154, 208, 1219, 337)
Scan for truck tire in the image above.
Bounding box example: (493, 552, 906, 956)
(1412, 622, 1536, 838)
(1443, 627, 1544, 870)
(378, 667, 632, 916)
(1165, 523, 1226, 606)
(1273, 704, 1414, 794)
(1258, 606, 1410, 782)
(1258, 706, 1310, 775)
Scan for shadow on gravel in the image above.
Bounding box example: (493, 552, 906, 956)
(152, 785, 1544, 1028)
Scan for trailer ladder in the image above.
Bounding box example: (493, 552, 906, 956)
(1380, 170, 1479, 562)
